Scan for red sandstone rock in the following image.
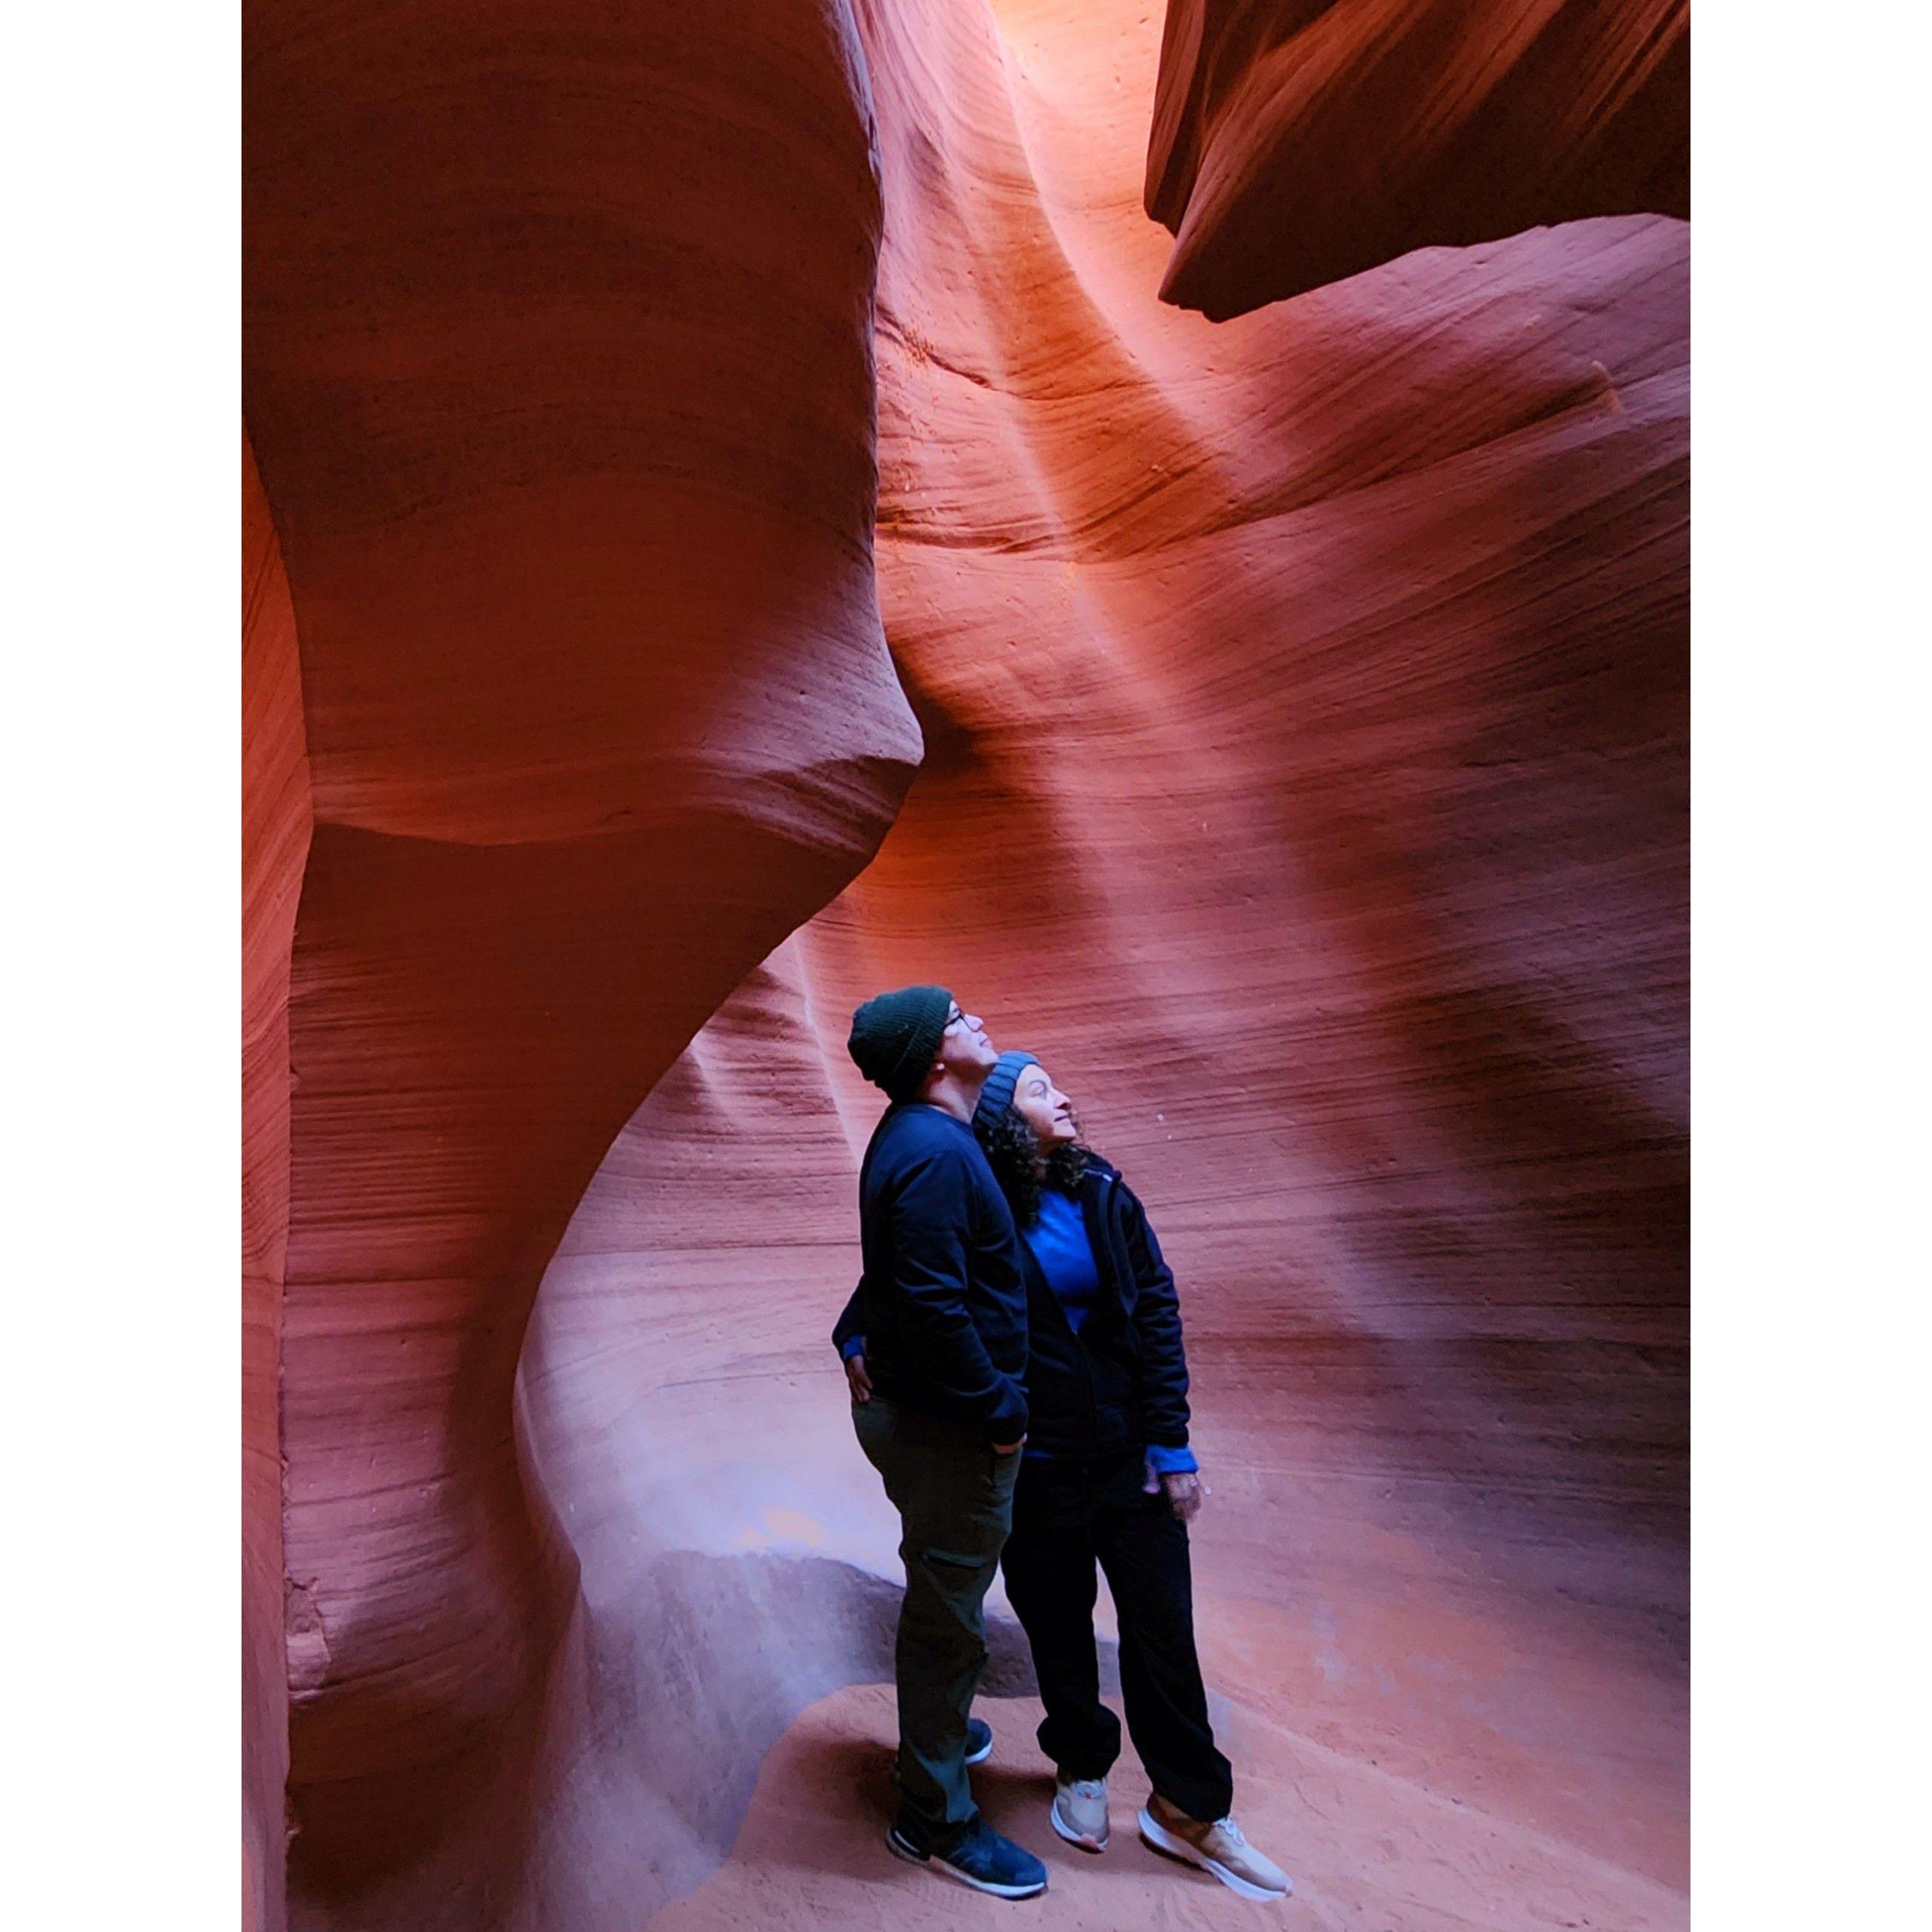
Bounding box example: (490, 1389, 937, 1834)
(523, 2, 1685, 1928)
(1146, 0, 1690, 316)
(244, 432, 309, 1932)
(247, 3, 1686, 1928)
(245, 5, 916, 1924)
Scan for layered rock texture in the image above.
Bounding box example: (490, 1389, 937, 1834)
(245, 5, 915, 1923)
(244, 431, 308, 1932)
(245, 3, 1687, 1929)
(1146, 0, 1690, 315)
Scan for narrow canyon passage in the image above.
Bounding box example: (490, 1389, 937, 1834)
(246, 4, 1687, 1929)
(520, 2, 1686, 1927)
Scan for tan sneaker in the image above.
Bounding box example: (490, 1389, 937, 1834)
(1051, 1774, 1109, 1851)
(1139, 1793, 1291, 1900)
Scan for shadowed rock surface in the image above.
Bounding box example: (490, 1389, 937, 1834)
(244, 432, 309, 1932)
(245, 4, 1687, 1928)
(245, 4, 916, 1923)
(1146, 0, 1689, 316)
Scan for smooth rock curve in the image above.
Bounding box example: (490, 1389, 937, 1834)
(522, 3, 1687, 1930)
(245, 4, 918, 1923)
(1146, 0, 1690, 316)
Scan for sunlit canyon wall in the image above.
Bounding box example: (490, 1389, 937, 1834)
(244, 5, 1688, 1929)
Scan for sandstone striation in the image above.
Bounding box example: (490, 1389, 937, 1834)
(245, 4, 917, 1923)
(244, 431, 309, 1932)
(1146, 0, 1690, 316)
(247, 3, 1687, 1928)
(525, 1, 1687, 1927)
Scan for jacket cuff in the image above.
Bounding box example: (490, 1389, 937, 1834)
(1144, 1441, 1198, 1475)
(985, 1383, 1029, 1441)
(838, 1334, 866, 1361)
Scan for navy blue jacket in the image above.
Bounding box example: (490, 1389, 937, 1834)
(836, 1148, 1190, 1459)
(834, 1103, 1029, 1441)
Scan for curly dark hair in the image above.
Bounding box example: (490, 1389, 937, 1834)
(977, 1106, 1091, 1229)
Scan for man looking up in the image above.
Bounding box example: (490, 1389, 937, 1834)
(838, 986, 1045, 1900)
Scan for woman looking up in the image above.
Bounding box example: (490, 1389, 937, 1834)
(848, 1048, 1291, 1902)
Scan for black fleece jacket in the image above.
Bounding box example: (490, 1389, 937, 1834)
(1014, 1155, 1192, 1458)
(835, 1147, 1191, 1459)
(833, 1103, 1029, 1441)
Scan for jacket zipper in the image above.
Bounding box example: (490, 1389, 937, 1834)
(1078, 1174, 1121, 1445)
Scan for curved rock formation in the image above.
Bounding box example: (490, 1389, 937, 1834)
(524, 1, 1687, 1927)
(244, 431, 309, 1932)
(247, 2, 1687, 1927)
(245, 4, 917, 1924)
(1146, 0, 1690, 316)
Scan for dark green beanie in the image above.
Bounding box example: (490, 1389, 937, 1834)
(848, 985, 953, 1102)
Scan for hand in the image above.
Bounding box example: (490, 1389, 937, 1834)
(1153, 1466, 1207, 1524)
(992, 1435, 1026, 1456)
(844, 1352, 872, 1404)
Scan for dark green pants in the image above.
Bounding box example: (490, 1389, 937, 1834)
(854, 1395, 1020, 1846)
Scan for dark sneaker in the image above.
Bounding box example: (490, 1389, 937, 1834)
(887, 1817, 1048, 1900)
(964, 1718, 994, 1767)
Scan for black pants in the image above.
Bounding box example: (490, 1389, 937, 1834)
(999, 1446, 1233, 1823)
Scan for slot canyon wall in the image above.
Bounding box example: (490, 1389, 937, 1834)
(244, 5, 918, 1925)
(244, 4, 1687, 1930)
(1146, 0, 1690, 316)
(244, 432, 308, 1932)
